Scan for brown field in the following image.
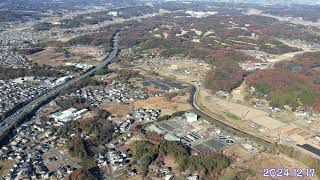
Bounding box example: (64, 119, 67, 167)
(230, 81, 248, 103)
(265, 124, 320, 152)
(164, 155, 180, 175)
(43, 148, 81, 172)
(0, 160, 14, 177)
(135, 57, 210, 84)
(54, 35, 76, 42)
(267, 50, 314, 63)
(99, 102, 133, 120)
(124, 134, 144, 146)
(223, 144, 251, 160)
(235, 153, 318, 180)
(27, 46, 102, 67)
(133, 94, 192, 116)
(197, 88, 285, 131)
(158, 60, 210, 84)
(43, 150, 67, 171)
(27, 48, 66, 66)
(118, 175, 144, 180)
(70, 46, 102, 59)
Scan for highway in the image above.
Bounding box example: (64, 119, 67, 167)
(0, 31, 120, 140)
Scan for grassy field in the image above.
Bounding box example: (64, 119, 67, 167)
(219, 168, 236, 180)
(225, 111, 241, 121)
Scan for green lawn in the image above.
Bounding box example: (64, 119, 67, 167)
(225, 111, 241, 121)
(219, 168, 236, 180)
(271, 114, 292, 124)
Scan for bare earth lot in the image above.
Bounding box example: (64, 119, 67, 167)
(27, 46, 102, 67)
(133, 94, 192, 116)
(0, 160, 15, 177)
(198, 88, 285, 131)
(99, 102, 133, 120)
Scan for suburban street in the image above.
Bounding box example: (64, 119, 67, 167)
(0, 31, 120, 139)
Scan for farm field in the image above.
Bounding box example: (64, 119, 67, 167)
(197, 88, 286, 131)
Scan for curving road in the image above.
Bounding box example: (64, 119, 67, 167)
(189, 85, 273, 147)
(0, 31, 120, 141)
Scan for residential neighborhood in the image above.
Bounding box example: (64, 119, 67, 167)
(69, 81, 148, 105)
(0, 0, 320, 180)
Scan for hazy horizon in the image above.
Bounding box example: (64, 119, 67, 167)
(150, 0, 320, 5)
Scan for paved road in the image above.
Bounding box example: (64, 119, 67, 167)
(22, 131, 82, 169)
(106, 150, 114, 180)
(188, 85, 273, 147)
(105, 133, 129, 180)
(0, 31, 120, 138)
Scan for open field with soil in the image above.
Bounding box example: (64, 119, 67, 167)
(158, 59, 210, 84)
(27, 46, 102, 67)
(0, 160, 15, 177)
(99, 102, 133, 120)
(133, 94, 192, 116)
(197, 88, 285, 131)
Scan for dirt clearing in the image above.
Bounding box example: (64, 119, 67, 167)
(99, 102, 133, 120)
(27, 46, 102, 67)
(197, 88, 285, 130)
(133, 94, 192, 116)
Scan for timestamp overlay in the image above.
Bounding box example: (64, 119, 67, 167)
(262, 168, 315, 177)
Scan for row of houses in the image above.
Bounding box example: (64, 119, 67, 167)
(0, 113, 79, 179)
(133, 108, 161, 122)
(69, 81, 148, 105)
(0, 29, 48, 68)
(0, 79, 50, 115)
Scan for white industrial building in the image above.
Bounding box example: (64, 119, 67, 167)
(51, 108, 88, 123)
(184, 112, 198, 123)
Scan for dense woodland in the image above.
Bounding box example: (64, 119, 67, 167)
(67, 168, 97, 180)
(32, 22, 54, 31)
(0, 64, 65, 80)
(59, 12, 113, 29)
(246, 51, 320, 111)
(67, 32, 113, 52)
(132, 139, 231, 178)
(115, 9, 320, 112)
(205, 68, 245, 93)
(55, 108, 113, 170)
(262, 5, 320, 22)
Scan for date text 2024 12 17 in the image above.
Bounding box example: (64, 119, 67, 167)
(263, 168, 315, 177)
